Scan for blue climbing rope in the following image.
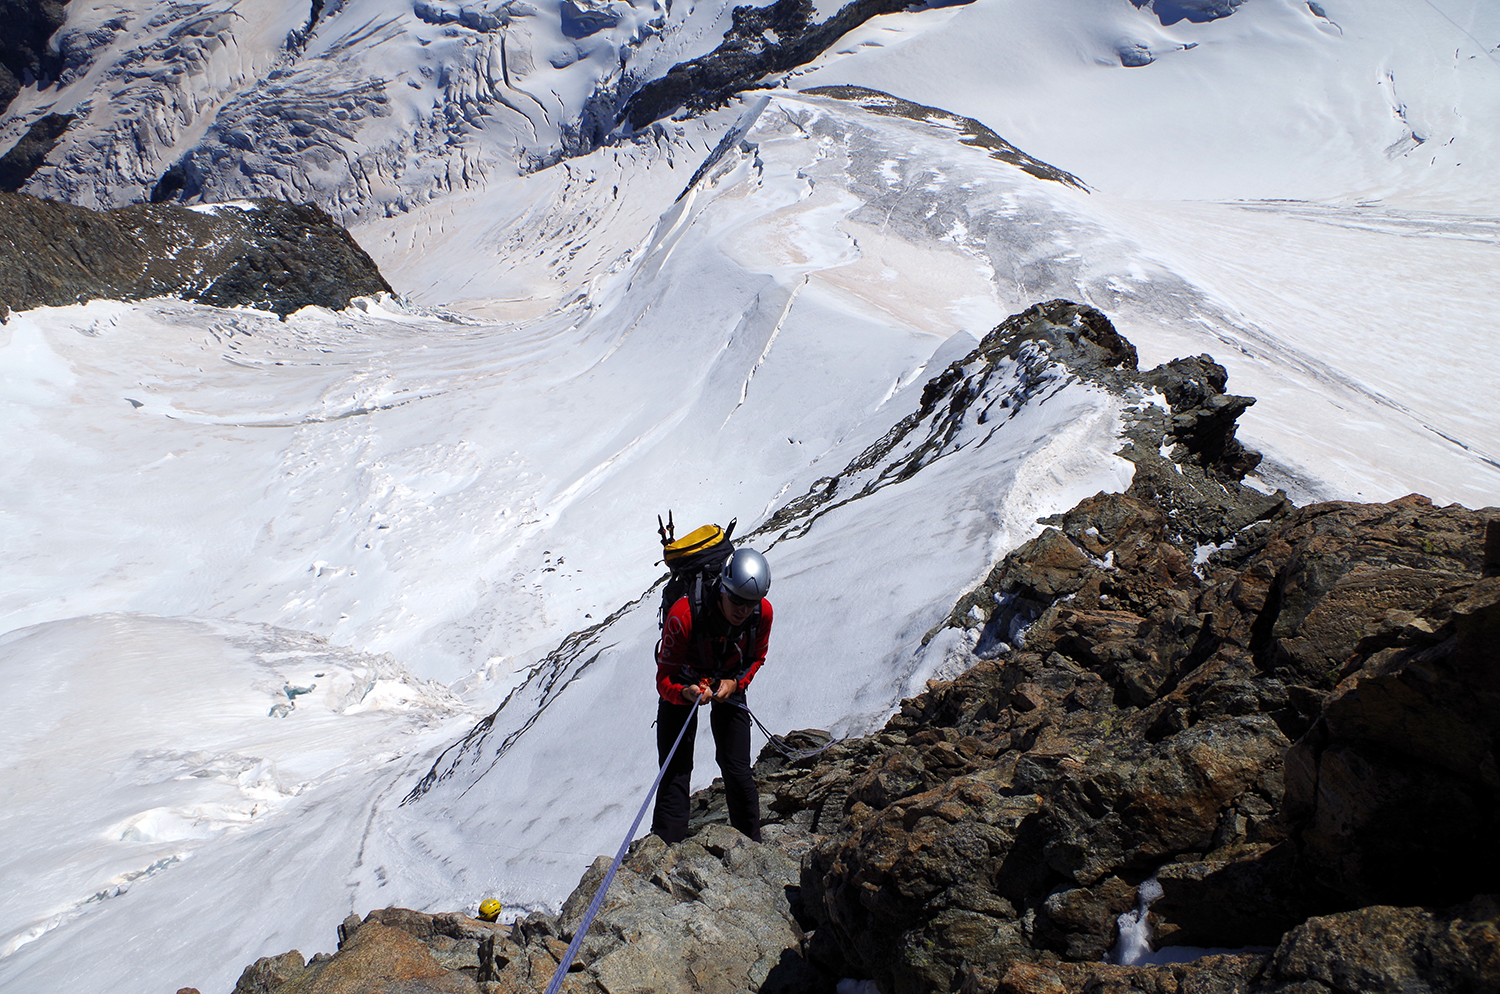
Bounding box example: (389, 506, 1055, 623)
(540, 694, 836, 992)
(541, 692, 702, 994)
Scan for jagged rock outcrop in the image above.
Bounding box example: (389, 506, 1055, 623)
(1133, 0, 1248, 27)
(796, 486, 1497, 993)
(695, 305, 1497, 992)
(225, 829, 823, 994)
(479, 824, 821, 993)
(0, 111, 73, 191)
(226, 304, 1498, 994)
(1280, 510, 1500, 909)
(230, 908, 507, 994)
(797, 88, 1088, 191)
(621, 0, 976, 130)
(963, 895, 1500, 993)
(0, 191, 392, 318)
(772, 306, 1498, 993)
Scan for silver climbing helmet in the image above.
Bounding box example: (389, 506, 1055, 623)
(720, 548, 771, 601)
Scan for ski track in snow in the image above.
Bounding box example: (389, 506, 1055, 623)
(3, 2, 1500, 992)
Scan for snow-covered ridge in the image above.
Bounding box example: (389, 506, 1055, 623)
(402, 299, 1134, 807)
(799, 85, 1088, 191)
(2, 2, 1499, 993)
(386, 299, 1133, 919)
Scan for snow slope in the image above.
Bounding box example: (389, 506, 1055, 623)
(0, 614, 462, 962)
(794, 0, 1500, 208)
(2, 1, 1498, 992)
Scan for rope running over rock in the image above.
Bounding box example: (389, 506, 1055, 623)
(541, 696, 837, 993)
(541, 692, 701, 994)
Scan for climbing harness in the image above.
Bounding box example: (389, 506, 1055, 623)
(731, 699, 843, 762)
(541, 691, 704, 994)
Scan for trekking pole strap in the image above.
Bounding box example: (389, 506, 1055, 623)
(541, 694, 702, 994)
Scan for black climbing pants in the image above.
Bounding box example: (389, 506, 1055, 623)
(651, 692, 761, 844)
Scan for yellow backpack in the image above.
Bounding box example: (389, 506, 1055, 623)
(657, 511, 736, 630)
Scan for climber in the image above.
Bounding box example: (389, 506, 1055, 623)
(650, 547, 773, 844)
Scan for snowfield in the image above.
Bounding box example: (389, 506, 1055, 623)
(1, 1, 1498, 992)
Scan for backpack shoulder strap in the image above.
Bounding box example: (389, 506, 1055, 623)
(740, 603, 762, 678)
(688, 573, 706, 634)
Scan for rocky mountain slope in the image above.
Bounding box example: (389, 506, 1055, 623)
(0, 191, 391, 317)
(214, 303, 1499, 994)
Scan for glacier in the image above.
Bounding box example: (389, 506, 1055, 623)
(1, 0, 1498, 992)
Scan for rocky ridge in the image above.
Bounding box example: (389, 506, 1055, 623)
(0, 190, 392, 318)
(796, 86, 1087, 192)
(0, 111, 72, 192)
(220, 303, 1498, 994)
(619, 0, 974, 131)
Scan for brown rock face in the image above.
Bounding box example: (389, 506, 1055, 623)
(794, 489, 1498, 992)
(477, 824, 820, 994)
(961, 896, 1500, 993)
(229, 908, 506, 994)
(800, 488, 1291, 992)
(268, 923, 450, 994)
(1279, 503, 1500, 906)
(271, 922, 464, 994)
(1265, 896, 1500, 994)
(0, 191, 392, 318)
(233, 950, 308, 994)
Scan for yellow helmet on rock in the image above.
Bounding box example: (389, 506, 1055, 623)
(477, 899, 502, 922)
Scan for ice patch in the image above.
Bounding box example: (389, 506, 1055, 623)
(185, 201, 258, 214)
(0, 318, 77, 408)
(912, 626, 978, 688)
(115, 805, 260, 842)
(1108, 876, 1164, 965)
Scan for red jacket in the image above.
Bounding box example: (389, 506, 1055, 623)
(656, 595, 772, 703)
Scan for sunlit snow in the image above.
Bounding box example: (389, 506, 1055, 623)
(2, 1, 1498, 993)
